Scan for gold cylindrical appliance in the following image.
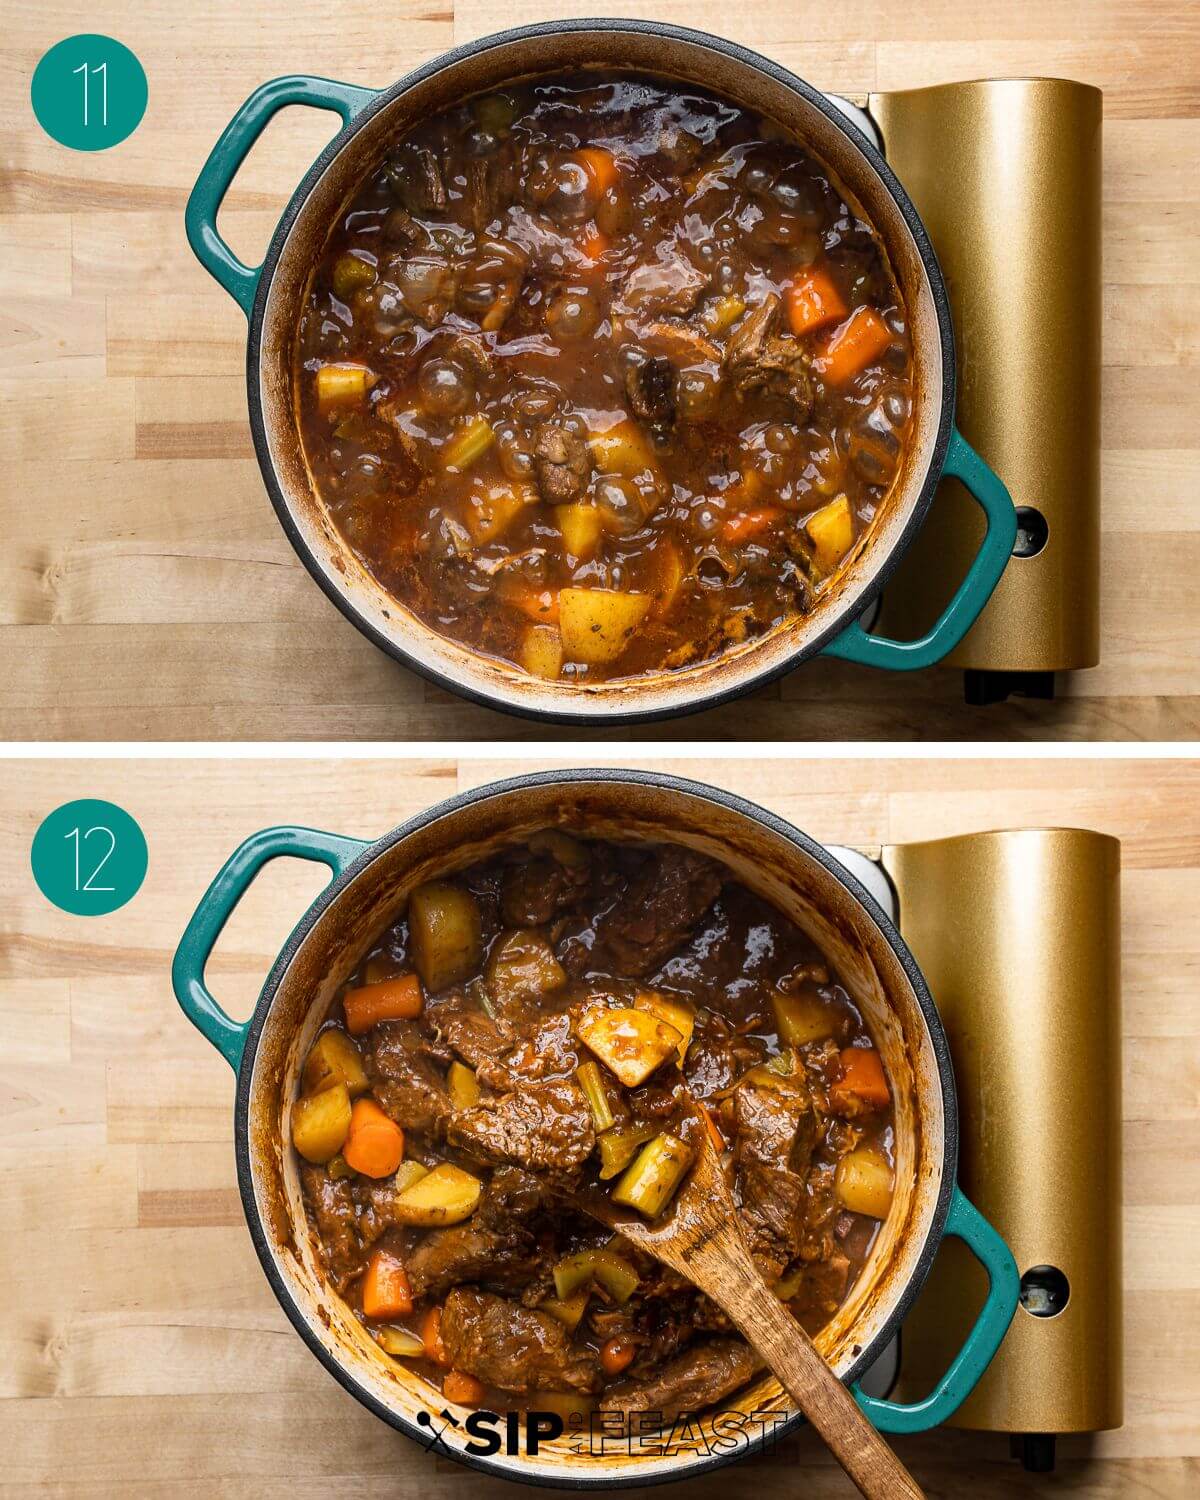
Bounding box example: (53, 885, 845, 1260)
(869, 80, 1103, 698)
(881, 829, 1122, 1466)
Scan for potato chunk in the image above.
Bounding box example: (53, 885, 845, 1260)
(835, 1147, 894, 1220)
(771, 989, 836, 1048)
(464, 478, 537, 546)
(806, 494, 854, 574)
(393, 1162, 483, 1226)
(559, 588, 651, 664)
(486, 929, 567, 1008)
(634, 992, 694, 1066)
(302, 1028, 369, 1098)
(577, 1005, 683, 1088)
(588, 419, 658, 479)
(408, 881, 483, 992)
(556, 502, 604, 558)
(520, 624, 563, 680)
(447, 1060, 481, 1108)
(291, 1082, 352, 1164)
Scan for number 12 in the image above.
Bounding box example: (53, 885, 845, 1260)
(72, 61, 108, 128)
(65, 825, 117, 892)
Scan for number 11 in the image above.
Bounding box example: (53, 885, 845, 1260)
(72, 61, 108, 128)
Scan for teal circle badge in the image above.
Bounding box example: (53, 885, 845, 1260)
(31, 35, 147, 151)
(31, 799, 148, 916)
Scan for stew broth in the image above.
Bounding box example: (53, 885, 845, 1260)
(292, 835, 897, 1419)
(295, 72, 914, 683)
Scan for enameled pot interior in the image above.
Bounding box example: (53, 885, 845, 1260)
(254, 25, 947, 721)
(243, 779, 947, 1485)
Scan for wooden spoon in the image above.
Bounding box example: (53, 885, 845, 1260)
(569, 1112, 925, 1500)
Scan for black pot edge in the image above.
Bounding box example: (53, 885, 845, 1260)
(244, 17, 957, 728)
(231, 768, 960, 1488)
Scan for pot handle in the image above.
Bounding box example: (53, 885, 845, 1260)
(186, 76, 379, 315)
(172, 826, 371, 1072)
(821, 426, 1017, 671)
(854, 1186, 1019, 1433)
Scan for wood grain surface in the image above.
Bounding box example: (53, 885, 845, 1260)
(1, 754, 1197, 1496)
(3, 1, 1199, 741)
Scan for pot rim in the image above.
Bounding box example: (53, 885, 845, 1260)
(245, 17, 957, 726)
(231, 768, 960, 1488)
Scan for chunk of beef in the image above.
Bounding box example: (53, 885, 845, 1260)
(447, 1076, 594, 1174)
(441, 1289, 601, 1393)
(382, 207, 429, 252)
(637, 319, 722, 368)
(477, 1005, 583, 1090)
(740, 1163, 808, 1279)
(533, 423, 591, 504)
(724, 293, 813, 420)
(500, 848, 590, 927)
(620, 248, 707, 316)
(300, 1164, 362, 1290)
(729, 1076, 819, 1276)
(406, 1221, 538, 1299)
(401, 1166, 546, 1299)
(363, 1022, 452, 1132)
(407, 147, 447, 212)
(799, 1158, 841, 1263)
(477, 1164, 545, 1224)
(785, 1252, 852, 1324)
(426, 991, 512, 1071)
(731, 1076, 818, 1173)
(465, 158, 498, 234)
(352, 1176, 406, 1247)
(626, 356, 676, 434)
(656, 121, 704, 173)
(586, 847, 722, 978)
(684, 1023, 767, 1097)
(600, 1338, 759, 1422)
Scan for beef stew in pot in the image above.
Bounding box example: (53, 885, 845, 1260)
(295, 72, 914, 684)
(293, 835, 897, 1419)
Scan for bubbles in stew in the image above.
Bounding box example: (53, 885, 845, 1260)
(295, 73, 915, 684)
(293, 835, 897, 1418)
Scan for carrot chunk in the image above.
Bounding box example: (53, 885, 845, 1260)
(722, 505, 783, 545)
(342, 1097, 405, 1178)
(701, 1105, 726, 1156)
(343, 973, 423, 1034)
(505, 584, 561, 624)
(784, 266, 848, 336)
(577, 147, 619, 195)
(361, 1248, 413, 1320)
(815, 306, 893, 386)
(830, 1047, 891, 1112)
(422, 1305, 450, 1366)
(600, 1337, 637, 1376)
(443, 1369, 487, 1405)
(578, 223, 610, 263)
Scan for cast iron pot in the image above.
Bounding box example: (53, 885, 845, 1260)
(172, 770, 1018, 1486)
(185, 20, 1017, 725)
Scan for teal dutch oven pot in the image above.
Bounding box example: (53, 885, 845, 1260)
(185, 20, 1017, 726)
(172, 770, 1018, 1485)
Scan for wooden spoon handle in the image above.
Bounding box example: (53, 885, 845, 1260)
(719, 1267, 924, 1500)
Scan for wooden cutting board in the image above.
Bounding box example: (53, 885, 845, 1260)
(2, 0, 1199, 741)
(1, 754, 1196, 1496)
